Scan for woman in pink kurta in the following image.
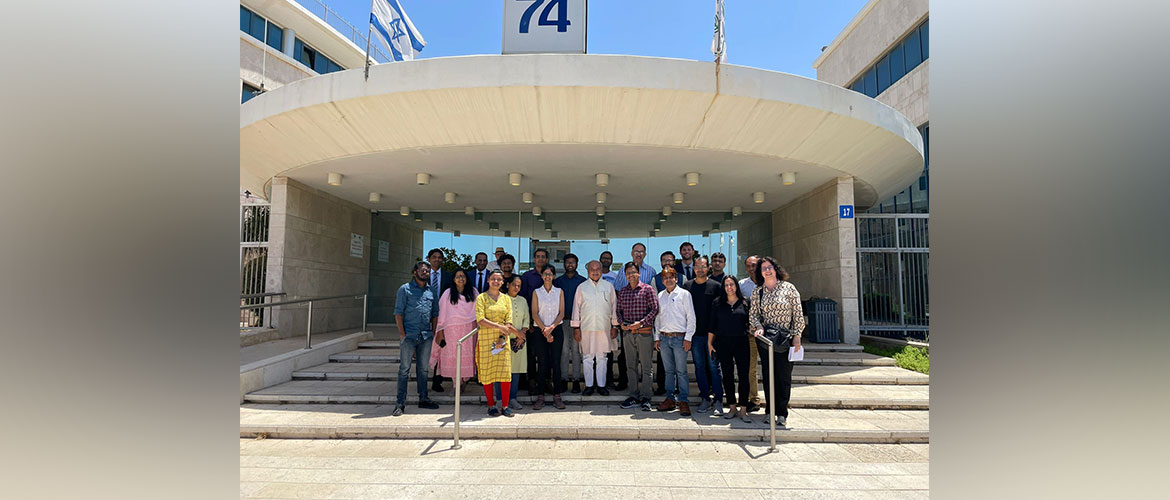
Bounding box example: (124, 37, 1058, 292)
(430, 269, 477, 384)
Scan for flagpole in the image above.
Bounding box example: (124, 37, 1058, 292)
(364, 0, 374, 80)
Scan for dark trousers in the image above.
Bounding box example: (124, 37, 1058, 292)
(757, 338, 795, 418)
(530, 327, 564, 394)
(655, 350, 666, 390)
(526, 328, 539, 392)
(714, 335, 751, 405)
(606, 337, 628, 387)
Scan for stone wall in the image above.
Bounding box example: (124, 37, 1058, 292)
(240, 34, 312, 92)
(877, 60, 929, 127)
(265, 178, 371, 339)
(815, 0, 929, 86)
(367, 214, 424, 324)
(771, 177, 860, 343)
(735, 214, 773, 280)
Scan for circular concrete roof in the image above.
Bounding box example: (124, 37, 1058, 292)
(241, 54, 923, 211)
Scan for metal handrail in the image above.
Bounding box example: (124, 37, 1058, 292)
(755, 334, 778, 452)
(240, 292, 286, 299)
(293, 0, 392, 63)
(239, 293, 368, 349)
(451, 327, 479, 450)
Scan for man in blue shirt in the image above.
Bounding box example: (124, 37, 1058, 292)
(554, 253, 587, 393)
(652, 251, 675, 293)
(612, 243, 656, 290)
(392, 261, 441, 416)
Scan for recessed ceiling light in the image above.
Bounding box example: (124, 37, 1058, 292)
(685, 172, 700, 186)
(596, 173, 609, 187)
(327, 172, 342, 186)
(416, 173, 431, 185)
(399, 206, 410, 216)
(672, 192, 684, 204)
(369, 192, 381, 203)
(509, 172, 523, 186)
(522, 192, 533, 204)
(596, 192, 607, 204)
(782, 172, 796, 185)
(752, 192, 765, 204)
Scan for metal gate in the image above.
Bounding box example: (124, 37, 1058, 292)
(856, 214, 929, 340)
(240, 202, 270, 328)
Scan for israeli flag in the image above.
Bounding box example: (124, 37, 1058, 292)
(370, 0, 426, 62)
(711, 0, 726, 63)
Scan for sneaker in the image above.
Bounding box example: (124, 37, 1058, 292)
(533, 395, 545, 410)
(620, 396, 639, 409)
(582, 386, 596, 396)
(712, 401, 724, 416)
(679, 402, 692, 416)
(697, 398, 712, 413)
(502, 407, 515, 418)
(656, 399, 676, 412)
(510, 399, 523, 410)
(640, 398, 653, 411)
(488, 406, 500, 417)
(552, 394, 566, 410)
(776, 415, 787, 428)
(597, 386, 610, 397)
(418, 400, 439, 410)
(571, 381, 581, 394)
(392, 404, 404, 416)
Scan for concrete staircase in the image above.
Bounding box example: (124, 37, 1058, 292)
(241, 339, 929, 444)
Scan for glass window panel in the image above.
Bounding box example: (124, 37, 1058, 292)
(294, 39, 304, 62)
(864, 68, 878, 98)
(890, 45, 905, 83)
(904, 30, 922, 70)
(327, 61, 341, 73)
(920, 21, 929, 60)
(266, 23, 283, 51)
(313, 53, 329, 73)
(250, 13, 265, 41)
(853, 75, 865, 96)
(876, 55, 891, 94)
(240, 7, 251, 33)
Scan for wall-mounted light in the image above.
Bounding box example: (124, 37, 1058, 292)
(533, 206, 542, 216)
(327, 172, 343, 186)
(416, 173, 431, 185)
(522, 192, 533, 204)
(399, 206, 410, 216)
(545, 222, 553, 231)
(596, 173, 609, 187)
(658, 212, 666, 222)
(445, 192, 456, 204)
(369, 192, 381, 203)
(454, 230, 461, 237)
(414, 212, 423, 222)
(489, 222, 499, 231)
(782, 172, 796, 185)
(752, 192, 765, 204)
(663, 206, 672, 217)
(672, 192, 684, 204)
(685, 172, 700, 186)
(732, 206, 742, 216)
(596, 192, 607, 204)
(509, 172, 523, 186)
(598, 222, 607, 230)
(653, 222, 661, 232)
(464, 206, 474, 215)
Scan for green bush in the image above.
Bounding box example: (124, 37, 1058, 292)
(863, 344, 929, 374)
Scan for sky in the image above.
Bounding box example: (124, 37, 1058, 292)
(326, 0, 868, 78)
(316, 1, 869, 276)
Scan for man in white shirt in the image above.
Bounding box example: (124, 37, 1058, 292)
(571, 260, 620, 396)
(654, 267, 696, 416)
(485, 246, 505, 272)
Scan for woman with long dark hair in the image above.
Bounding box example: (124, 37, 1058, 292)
(709, 274, 753, 422)
(748, 256, 805, 428)
(431, 268, 477, 392)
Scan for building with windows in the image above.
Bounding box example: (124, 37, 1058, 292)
(238, 1, 927, 345)
(814, 0, 930, 339)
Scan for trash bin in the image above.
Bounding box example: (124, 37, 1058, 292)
(803, 298, 840, 343)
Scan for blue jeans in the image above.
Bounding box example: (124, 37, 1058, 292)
(396, 334, 433, 405)
(659, 336, 690, 403)
(690, 335, 723, 402)
(493, 372, 521, 402)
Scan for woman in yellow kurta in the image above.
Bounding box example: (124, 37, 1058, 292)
(475, 270, 521, 417)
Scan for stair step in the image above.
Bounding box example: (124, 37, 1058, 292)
(245, 380, 929, 409)
(293, 363, 928, 385)
(239, 404, 928, 444)
(358, 340, 865, 352)
(331, 348, 895, 366)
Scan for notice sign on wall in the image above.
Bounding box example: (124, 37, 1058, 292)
(350, 233, 364, 258)
(378, 240, 390, 263)
(503, 0, 587, 54)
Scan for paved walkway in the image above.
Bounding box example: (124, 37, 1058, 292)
(240, 438, 928, 499)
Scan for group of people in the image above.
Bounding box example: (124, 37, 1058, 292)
(392, 242, 806, 427)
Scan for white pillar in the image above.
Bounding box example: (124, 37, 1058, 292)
(282, 28, 295, 57)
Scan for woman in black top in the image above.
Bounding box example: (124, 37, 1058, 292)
(708, 274, 754, 423)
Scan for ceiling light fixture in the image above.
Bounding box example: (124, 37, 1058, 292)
(596, 192, 607, 204)
(368, 192, 381, 203)
(724, 212, 733, 222)
(474, 212, 483, 222)
(435, 222, 443, 230)
(782, 172, 796, 186)
(533, 206, 542, 216)
(702, 230, 710, 237)
(712, 222, 720, 230)
(464, 206, 474, 215)
(596, 206, 605, 217)
(327, 172, 343, 186)
(551, 231, 558, 238)
(752, 192, 765, 204)
(685, 172, 700, 186)
(596, 173, 609, 187)
(509, 172, 523, 186)
(663, 206, 672, 217)
(445, 192, 456, 204)
(504, 230, 512, 237)
(522, 192, 533, 204)
(490, 222, 499, 231)
(454, 230, 461, 237)
(732, 206, 742, 216)
(672, 192, 684, 204)
(414, 212, 423, 222)
(416, 173, 431, 185)
(399, 206, 410, 216)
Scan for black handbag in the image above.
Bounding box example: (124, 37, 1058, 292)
(761, 324, 795, 349)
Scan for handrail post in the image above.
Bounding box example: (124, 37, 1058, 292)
(768, 339, 776, 452)
(362, 294, 368, 333)
(453, 339, 462, 449)
(306, 301, 313, 349)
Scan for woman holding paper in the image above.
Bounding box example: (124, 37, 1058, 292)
(475, 270, 521, 417)
(747, 256, 805, 428)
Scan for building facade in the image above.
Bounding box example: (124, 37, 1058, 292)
(814, 0, 930, 339)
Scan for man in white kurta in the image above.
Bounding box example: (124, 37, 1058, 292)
(571, 260, 619, 395)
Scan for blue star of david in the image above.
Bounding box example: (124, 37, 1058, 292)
(389, 18, 406, 42)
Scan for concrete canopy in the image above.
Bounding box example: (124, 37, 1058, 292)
(241, 54, 924, 217)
